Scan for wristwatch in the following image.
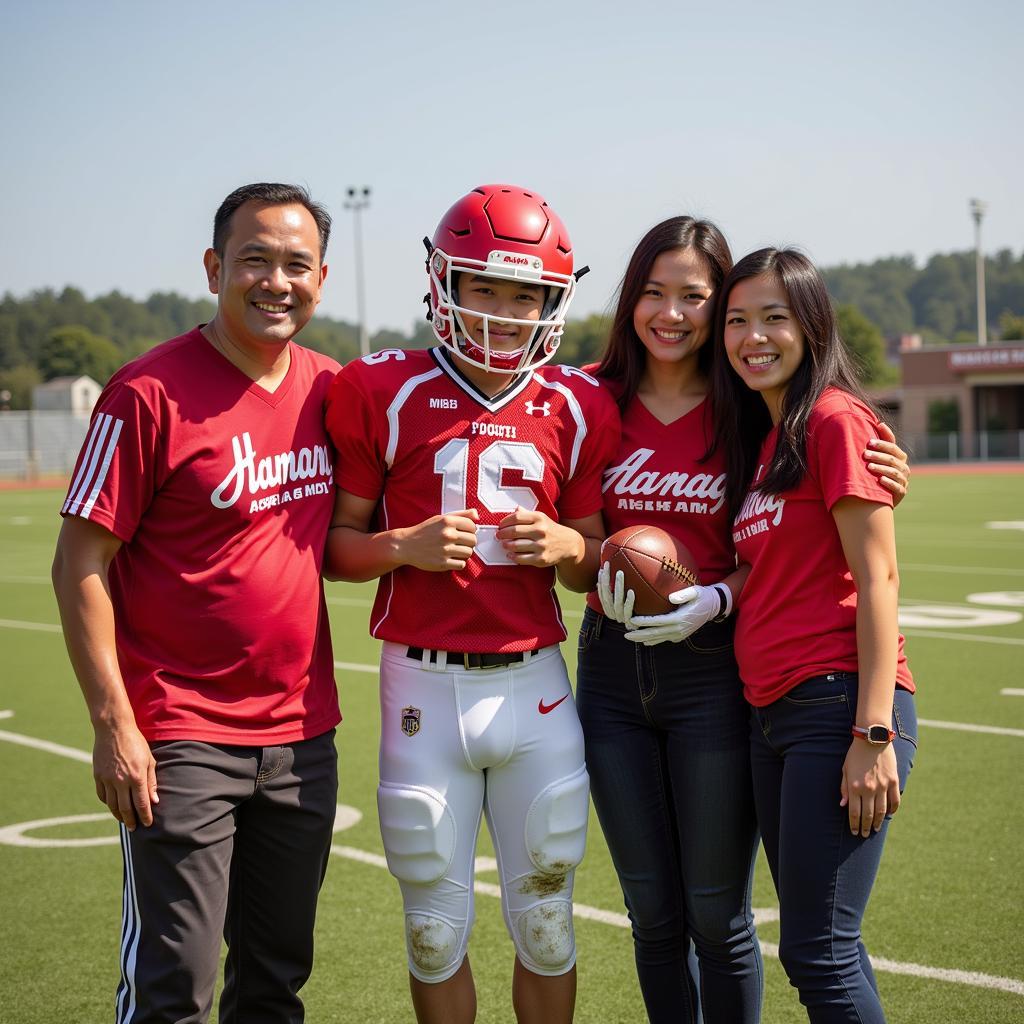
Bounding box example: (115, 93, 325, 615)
(851, 724, 896, 745)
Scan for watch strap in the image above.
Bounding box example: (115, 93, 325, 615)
(851, 724, 896, 745)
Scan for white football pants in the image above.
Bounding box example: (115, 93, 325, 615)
(377, 642, 590, 983)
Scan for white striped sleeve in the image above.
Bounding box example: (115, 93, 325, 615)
(63, 413, 125, 517)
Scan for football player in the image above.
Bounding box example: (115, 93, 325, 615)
(324, 184, 620, 1024)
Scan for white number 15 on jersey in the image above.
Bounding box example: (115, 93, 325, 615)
(434, 438, 545, 566)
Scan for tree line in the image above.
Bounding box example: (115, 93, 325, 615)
(1, 248, 1022, 409)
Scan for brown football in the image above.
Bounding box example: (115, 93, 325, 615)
(600, 525, 701, 616)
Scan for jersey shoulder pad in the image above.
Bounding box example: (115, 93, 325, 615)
(539, 364, 619, 418)
(341, 347, 436, 389)
(536, 362, 601, 389)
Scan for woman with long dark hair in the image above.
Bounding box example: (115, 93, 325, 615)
(576, 223, 909, 1023)
(712, 247, 917, 1023)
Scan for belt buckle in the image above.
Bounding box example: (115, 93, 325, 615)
(463, 652, 477, 670)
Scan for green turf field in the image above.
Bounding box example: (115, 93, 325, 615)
(2, 477, 1022, 1023)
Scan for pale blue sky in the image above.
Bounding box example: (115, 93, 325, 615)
(2, 0, 1020, 334)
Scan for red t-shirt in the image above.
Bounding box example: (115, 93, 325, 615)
(731, 388, 915, 706)
(60, 328, 342, 744)
(325, 348, 621, 652)
(586, 390, 733, 613)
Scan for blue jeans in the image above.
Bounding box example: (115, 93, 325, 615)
(750, 674, 917, 1023)
(576, 608, 762, 1024)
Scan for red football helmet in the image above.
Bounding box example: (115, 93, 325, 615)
(426, 184, 580, 374)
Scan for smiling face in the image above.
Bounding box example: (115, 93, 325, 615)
(455, 273, 546, 355)
(203, 201, 326, 357)
(632, 248, 715, 370)
(723, 273, 806, 423)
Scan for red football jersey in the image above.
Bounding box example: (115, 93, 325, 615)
(326, 348, 621, 652)
(60, 328, 342, 744)
(732, 388, 914, 706)
(586, 393, 734, 613)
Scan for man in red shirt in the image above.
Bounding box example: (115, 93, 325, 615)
(52, 183, 342, 1023)
(324, 184, 619, 1024)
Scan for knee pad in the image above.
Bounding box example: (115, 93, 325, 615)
(516, 900, 576, 974)
(507, 767, 588, 974)
(377, 783, 455, 885)
(405, 913, 464, 982)
(524, 765, 589, 879)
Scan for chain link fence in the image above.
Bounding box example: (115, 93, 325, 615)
(0, 411, 92, 480)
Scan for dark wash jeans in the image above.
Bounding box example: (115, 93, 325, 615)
(576, 607, 762, 1024)
(750, 673, 917, 1024)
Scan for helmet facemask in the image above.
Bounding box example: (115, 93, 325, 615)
(429, 248, 576, 375)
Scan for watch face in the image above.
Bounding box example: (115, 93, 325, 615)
(867, 725, 893, 743)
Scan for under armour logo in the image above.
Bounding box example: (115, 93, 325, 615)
(525, 401, 551, 417)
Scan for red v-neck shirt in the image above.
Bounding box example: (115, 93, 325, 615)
(61, 327, 342, 743)
(586, 389, 734, 613)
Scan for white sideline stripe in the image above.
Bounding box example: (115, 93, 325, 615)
(918, 718, 1024, 738)
(0, 729, 1020, 996)
(902, 628, 1024, 647)
(1001, 689, 1024, 697)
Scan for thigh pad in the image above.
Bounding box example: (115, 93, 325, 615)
(377, 783, 456, 885)
(524, 765, 589, 877)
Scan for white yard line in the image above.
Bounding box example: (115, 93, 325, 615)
(0, 729, 92, 763)
(917, 718, 1024, 738)
(5, 613, 1022, 736)
(0, 724, 1021, 996)
(902, 562, 1024, 576)
(902, 628, 1024, 647)
(1000, 689, 1024, 697)
(0, 618, 62, 633)
(333, 661, 380, 674)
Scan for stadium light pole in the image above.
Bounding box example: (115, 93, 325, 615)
(344, 186, 372, 357)
(969, 198, 988, 346)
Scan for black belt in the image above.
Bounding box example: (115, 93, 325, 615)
(406, 646, 528, 670)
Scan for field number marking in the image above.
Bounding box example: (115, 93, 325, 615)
(898, 604, 1020, 629)
(0, 804, 363, 850)
(966, 591, 1024, 607)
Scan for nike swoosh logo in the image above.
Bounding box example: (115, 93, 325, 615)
(538, 695, 569, 715)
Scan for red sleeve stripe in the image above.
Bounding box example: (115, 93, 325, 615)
(62, 413, 124, 518)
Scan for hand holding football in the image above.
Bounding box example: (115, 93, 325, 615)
(600, 526, 700, 616)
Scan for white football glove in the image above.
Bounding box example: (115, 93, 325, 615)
(624, 584, 732, 647)
(597, 562, 637, 627)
